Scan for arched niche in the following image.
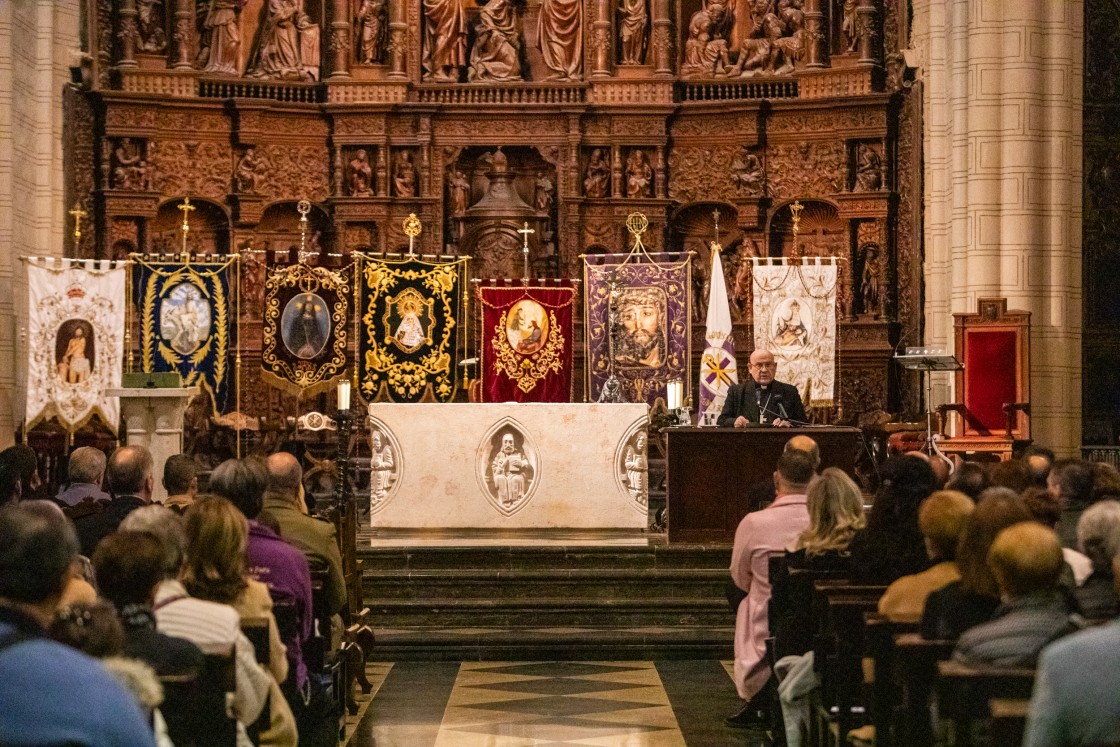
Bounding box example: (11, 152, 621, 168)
(766, 199, 844, 259)
(150, 198, 230, 255)
(255, 201, 333, 263)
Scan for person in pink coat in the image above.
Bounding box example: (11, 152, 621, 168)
(727, 448, 814, 726)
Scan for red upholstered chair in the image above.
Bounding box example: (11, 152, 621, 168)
(937, 298, 1030, 462)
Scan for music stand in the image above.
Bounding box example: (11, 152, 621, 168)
(894, 350, 963, 457)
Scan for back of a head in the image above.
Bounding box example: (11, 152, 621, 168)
(784, 435, 821, 471)
(163, 454, 198, 496)
(956, 487, 1034, 597)
(181, 494, 249, 604)
(1021, 486, 1063, 528)
(1, 445, 40, 497)
(107, 445, 154, 496)
(207, 457, 267, 519)
(1050, 458, 1094, 510)
(918, 490, 975, 561)
(869, 455, 936, 531)
(49, 600, 126, 658)
(1090, 462, 1120, 503)
(987, 522, 1064, 598)
(800, 467, 866, 555)
(946, 461, 989, 502)
(775, 449, 816, 489)
(1024, 445, 1055, 487)
(0, 502, 79, 605)
(1076, 500, 1120, 572)
(67, 447, 107, 486)
(0, 461, 20, 506)
(989, 459, 1034, 494)
(119, 504, 186, 577)
(92, 531, 167, 609)
(265, 451, 303, 500)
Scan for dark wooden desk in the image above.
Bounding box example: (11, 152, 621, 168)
(665, 426, 863, 543)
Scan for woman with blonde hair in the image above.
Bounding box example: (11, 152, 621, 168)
(795, 468, 867, 557)
(182, 495, 296, 746)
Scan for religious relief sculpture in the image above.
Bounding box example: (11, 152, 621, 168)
(198, 0, 243, 75)
(840, 0, 858, 53)
(421, 0, 467, 82)
(392, 150, 418, 198)
(618, 0, 648, 64)
(112, 138, 151, 191)
(625, 149, 653, 198)
(248, 0, 321, 81)
(731, 147, 764, 195)
(854, 143, 883, 191)
(681, 1, 732, 78)
(355, 0, 387, 64)
(137, 0, 168, 52)
(620, 430, 648, 507)
(534, 172, 554, 214)
(479, 424, 538, 514)
(860, 243, 881, 317)
(468, 0, 524, 83)
(447, 166, 471, 214)
(368, 418, 402, 512)
(537, 0, 582, 80)
(583, 148, 610, 198)
(234, 147, 270, 193)
(348, 149, 374, 196)
(736, 0, 806, 77)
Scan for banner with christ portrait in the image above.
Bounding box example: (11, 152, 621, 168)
(479, 281, 576, 403)
(261, 262, 351, 396)
(133, 255, 236, 412)
(584, 254, 692, 405)
(357, 256, 467, 403)
(751, 257, 838, 408)
(24, 258, 126, 431)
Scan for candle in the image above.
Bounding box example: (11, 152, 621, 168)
(337, 379, 351, 411)
(667, 379, 682, 411)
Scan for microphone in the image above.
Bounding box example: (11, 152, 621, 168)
(775, 394, 789, 421)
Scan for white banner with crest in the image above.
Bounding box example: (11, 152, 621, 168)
(751, 257, 838, 408)
(24, 258, 126, 430)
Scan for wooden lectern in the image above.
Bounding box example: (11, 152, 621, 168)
(666, 426, 863, 543)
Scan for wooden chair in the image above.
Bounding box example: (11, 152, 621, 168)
(934, 660, 1035, 747)
(160, 642, 238, 747)
(937, 298, 1031, 462)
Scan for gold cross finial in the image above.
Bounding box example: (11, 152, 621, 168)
(402, 213, 422, 258)
(69, 201, 87, 247)
(178, 197, 196, 261)
(297, 200, 313, 264)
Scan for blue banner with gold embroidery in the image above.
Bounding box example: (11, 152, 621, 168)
(357, 255, 468, 403)
(133, 255, 236, 412)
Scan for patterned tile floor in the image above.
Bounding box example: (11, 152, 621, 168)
(345, 660, 773, 747)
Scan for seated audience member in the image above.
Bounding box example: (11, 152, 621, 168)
(162, 454, 199, 513)
(922, 488, 1033, 640)
(1072, 500, 1120, 621)
(20, 501, 99, 610)
(92, 530, 204, 677)
(182, 496, 297, 745)
(905, 450, 951, 489)
(745, 435, 821, 512)
(120, 504, 270, 735)
(1022, 486, 1092, 586)
(953, 522, 1080, 667)
(1049, 458, 1095, 548)
(727, 450, 815, 727)
(945, 460, 989, 502)
(989, 458, 1035, 494)
(1024, 445, 1055, 489)
(847, 455, 937, 584)
(0, 503, 156, 746)
(0, 459, 21, 505)
(0, 444, 43, 500)
(878, 490, 975, 623)
(1024, 553, 1120, 747)
(73, 445, 154, 556)
(1090, 461, 1120, 503)
(55, 446, 110, 508)
(262, 452, 347, 619)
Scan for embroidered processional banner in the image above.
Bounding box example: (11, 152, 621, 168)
(584, 254, 692, 405)
(699, 247, 738, 425)
(357, 256, 467, 403)
(24, 258, 126, 431)
(133, 255, 237, 412)
(752, 257, 838, 407)
(478, 281, 576, 403)
(261, 262, 352, 397)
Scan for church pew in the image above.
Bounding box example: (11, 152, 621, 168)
(934, 661, 1035, 747)
(889, 633, 955, 747)
(863, 614, 919, 747)
(160, 642, 238, 747)
(988, 698, 1029, 747)
(240, 616, 275, 746)
(308, 564, 349, 739)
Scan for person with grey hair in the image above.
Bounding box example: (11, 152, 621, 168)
(1072, 500, 1120, 620)
(55, 446, 110, 508)
(0, 503, 157, 745)
(73, 445, 154, 556)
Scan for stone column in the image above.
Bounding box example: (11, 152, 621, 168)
(651, 0, 672, 75)
(388, 0, 407, 77)
(654, 145, 666, 198)
(914, 0, 1084, 454)
(855, 0, 877, 65)
(329, 0, 352, 79)
(591, 0, 611, 77)
(117, 0, 138, 68)
(803, 0, 826, 68)
(170, 0, 194, 68)
(611, 146, 623, 198)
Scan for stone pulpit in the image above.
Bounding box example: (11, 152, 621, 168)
(107, 386, 199, 504)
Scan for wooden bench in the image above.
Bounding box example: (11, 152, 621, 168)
(160, 642, 238, 747)
(935, 660, 1035, 747)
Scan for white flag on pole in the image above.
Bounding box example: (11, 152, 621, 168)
(698, 247, 738, 425)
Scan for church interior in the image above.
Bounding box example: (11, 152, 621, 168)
(0, 0, 1118, 745)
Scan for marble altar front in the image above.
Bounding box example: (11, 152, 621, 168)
(367, 403, 650, 529)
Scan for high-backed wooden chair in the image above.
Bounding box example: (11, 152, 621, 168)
(937, 298, 1031, 461)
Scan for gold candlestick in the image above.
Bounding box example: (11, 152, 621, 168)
(68, 201, 87, 251)
(178, 196, 195, 262)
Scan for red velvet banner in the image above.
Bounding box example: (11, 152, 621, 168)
(479, 282, 576, 403)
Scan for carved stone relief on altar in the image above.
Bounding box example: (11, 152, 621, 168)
(368, 416, 402, 514)
(110, 138, 152, 191)
(624, 148, 653, 198)
(618, 0, 649, 65)
(148, 140, 234, 201)
(197, 0, 244, 75)
(477, 418, 539, 517)
(731, 146, 765, 197)
(346, 147, 376, 196)
(136, 0, 168, 52)
(246, 1, 321, 81)
(583, 148, 611, 198)
(355, 0, 387, 64)
(421, 0, 467, 82)
(468, 0, 525, 82)
(767, 142, 846, 199)
(667, 146, 739, 203)
(614, 421, 649, 514)
(343, 223, 379, 253)
(538, 0, 583, 80)
(252, 144, 331, 203)
(391, 148, 419, 198)
(852, 141, 884, 192)
(680, 0, 806, 79)
(234, 147, 271, 194)
(858, 242, 882, 319)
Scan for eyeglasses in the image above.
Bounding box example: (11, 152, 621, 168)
(751, 362, 777, 369)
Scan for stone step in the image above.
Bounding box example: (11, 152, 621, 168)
(357, 545, 732, 573)
(366, 597, 733, 628)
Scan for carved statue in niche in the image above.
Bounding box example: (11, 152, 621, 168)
(392, 151, 418, 198)
(447, 167, 471, 215)
(349, 149, 374, 196)
(422, 0, 467, 82)
(733, 0, 806, 77)
(137, 0, 168, 52)
(248, 0, 321, 81)
(234, 147, 269, 193)
(625, 149, 653, 198)
(681, 2, 732, 78)
(584, 149, 610, 197)
(618, 0, 648, 64)
(356, 0, 387, 63)
(855, 144, 882, 191)
(468, 0, 524, 82)
(534, 172, 554, 213)
(731, 148, 764, 196)
(840, 0, 858, 53)
(860, 243, 881, 318)
(112, 138, 149, 190)
(238, 239, 266, 319)
(537, 0, 582, 80)
(199, 0, 243, 75)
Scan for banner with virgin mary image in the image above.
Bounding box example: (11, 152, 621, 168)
(261, 262, 351, 396)
(478, 280, 576, 403)
(24, 258, 126, 431)
(133, 255, 236, 412)
(357, 256, 468, 403)
(583, 253, 692, 405)
(751, 257, 838, 407)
